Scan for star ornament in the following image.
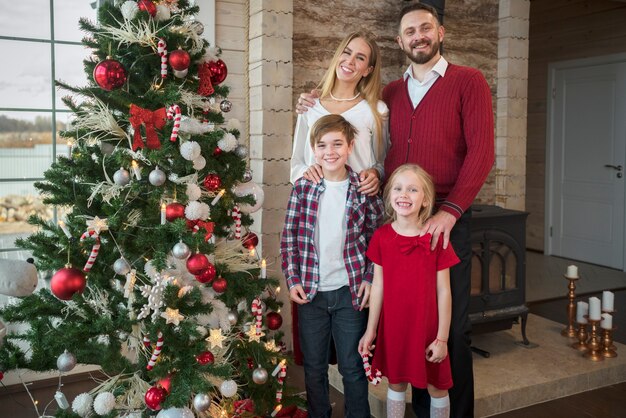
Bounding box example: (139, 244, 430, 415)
(207, 328, 226, 349)
(161, 307, 185, 325)
(246, 326, 265, 343)
(86, 216, 109, 234)
(264, 339, 280, 352)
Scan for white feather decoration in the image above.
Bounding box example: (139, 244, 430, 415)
(120, 1, 139, 20)
(155, 4, 171, 21)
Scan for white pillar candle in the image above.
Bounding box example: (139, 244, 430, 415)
(131, 160, 142, 180)
(58, 220, 72, 239)
(576, 301, 589, 324)
(602, 290, 614, 311)
(260, 258, 267, 279)
(566, 264, 578, 278)
(601, 313, 613, 329)
(589, 296, 602, 321)
(160, 203, 167, 225)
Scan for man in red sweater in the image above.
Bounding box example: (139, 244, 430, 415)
(296, 3, 494, 417)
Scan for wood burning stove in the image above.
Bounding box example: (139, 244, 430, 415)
(469, 205, 530, 347)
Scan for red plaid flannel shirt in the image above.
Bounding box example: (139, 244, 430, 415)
(280, 167, 384, 309)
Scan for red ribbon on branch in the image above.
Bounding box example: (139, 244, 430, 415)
(186, 219, 215, 242)
(197, 63, 215, 96)
(129, 104, 167, 151)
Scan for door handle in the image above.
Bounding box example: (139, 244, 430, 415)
(604, 164, 623, 178)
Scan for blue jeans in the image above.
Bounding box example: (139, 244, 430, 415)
(297, 286, 370, 418)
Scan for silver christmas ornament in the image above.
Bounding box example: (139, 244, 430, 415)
(173, 69, 189, 79)
(113, 167, 131, 186)
(219, 380, 238, 397)
(172, 241, 191, 259)
(57, 350, 77, 372)
(149, 166, 167, 186)
(193, 393, 211, 412)
(220, 99, 232, 113)
(242, 169, 253, 183)
(113, 257, 131, 275)
(252, 366, 269, 384)
(234, 145, 248, 159)
(227, 310, 238, 326)
(190, 21, 204, 35)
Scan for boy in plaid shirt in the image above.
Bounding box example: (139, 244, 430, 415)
(281, 114, 384, 417)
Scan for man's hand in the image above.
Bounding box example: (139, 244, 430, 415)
(303, 163, 324, 184)
(357, 282, 371, 311)
(358, 168, 381, 196)
(295, 89, 320, 114)
(289, 285, 309, 304)
(420, 210, 457, 250)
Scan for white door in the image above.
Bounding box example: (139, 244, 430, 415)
(547, 57, 626, 270)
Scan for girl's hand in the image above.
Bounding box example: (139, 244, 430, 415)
(289, 285, 309, 305)
(357, 282, 371, 311)
(303, 164, 324, 184)
(358, 168, 381, 196)
(425, 338, 448, 363)
(358, 330, 376, 356)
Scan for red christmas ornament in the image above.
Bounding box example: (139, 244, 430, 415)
(212, 146, 222, 156)
(265, 312, 283, 330)
(275, 405, 298, 417)
(144, 386, 167, 411)
(208, 59, 228, 85)
(203, 174, 222, 191)
(156, 375, 172, 394)
(242, 232, 259, 250)
(195, 263, 216, 283)
(247, 357, 254, 369)
(138, 0, 157, 16)
(169, 48, 191, 71)
(186, 254, 210, 275)
(93, 59, 127, 91)
(196, 350, 215, 365)
(50, 267, 86, 300)
(212, 276, 227, 293)
(165, 202, 186, 222)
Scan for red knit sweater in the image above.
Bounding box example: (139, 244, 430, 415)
(382, 64, 494, 219)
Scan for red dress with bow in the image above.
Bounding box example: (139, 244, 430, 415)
(366, 223, 459, 389)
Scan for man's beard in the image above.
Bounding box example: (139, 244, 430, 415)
(403, 38, 440, 64)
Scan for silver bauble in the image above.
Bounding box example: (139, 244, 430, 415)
(113, 168, 131, 186)
(57, 350, 77, 372)
(193, 393, 211, 412)
(149, 167, 167, 186)
(252, 366, 269, 384)
(172, 241, 191, 259)
(242, 169, 253, 183)
(220, 99, 232, 113)
(227, 310, 238, 326)
(190, 21, 204, 35)
(173, 69, 189, 79)
(113, 257, 131, 275)
(234, 145, 248, 158)
(219, 379, 238, 397)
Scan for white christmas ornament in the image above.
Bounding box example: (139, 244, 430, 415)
(149, 166, 167, 186)
(144, 260, 159, 279)
(93, 392, 116, 415)
(185, 201, 210, 221)
(156, 407, 194, 418)
(0, 258, 38, 297)
(57, 350, 77, 372)
(219, 380, 238, 398)
(180, 141, 201, 161)
(172, 241, 191, 259)
(193, 393, 211, 412)
(154, 4, 171, 21)
(137, 275, 166, 321)
(233, 181, 265, 213)
(217, 133, 238, 152)
(186, 183, 202, 201)
(113, 167, 131, 186)
(113, 257, 131, 275)
(192, 156, 206, 170)
(72, 392, 94, 418)
(120, 1, 139, 20)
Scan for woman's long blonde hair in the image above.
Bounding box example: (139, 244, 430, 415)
(383, 164, 435, 225)
(317, 31, 384, 156)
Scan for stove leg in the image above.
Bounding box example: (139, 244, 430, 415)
(471, 346, 490, 358)
(520, 312, 529, 345)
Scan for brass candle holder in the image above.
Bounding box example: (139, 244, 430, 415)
(561, 274, 579, 338)
(571, 321, 588, 351)
(583, 317, 604, 361)
(602, 327, 617, 358)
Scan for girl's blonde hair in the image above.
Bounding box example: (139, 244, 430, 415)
(383, 164, 435, 225)
(317, 31, 384, 156)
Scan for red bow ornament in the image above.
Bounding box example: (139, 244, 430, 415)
(129, 104, 167, 151)
(186, 219, 215, 242)
(197, 63, 215, 96)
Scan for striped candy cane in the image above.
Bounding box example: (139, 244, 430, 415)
(146, 332, 164, 370)
(80, 230, 100, 272)
(275, 363, 287, 403)
(232, 205, 242, 240)
(362, 354, 382, 385)
(157, 38, 168, 78)
(166, 104, 181, 142)
(142, 335, 152, 348)
(251, 297, 263, 335)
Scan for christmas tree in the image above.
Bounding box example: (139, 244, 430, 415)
(0, 1, 300, 416)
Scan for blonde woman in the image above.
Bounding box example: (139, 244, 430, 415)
(290, 31, 388, 195)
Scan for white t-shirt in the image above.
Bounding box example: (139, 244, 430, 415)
(315, 178, 349, 291)
(290, 99, 389, 184)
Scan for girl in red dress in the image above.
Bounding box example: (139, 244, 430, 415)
(358, 164, 459, 418)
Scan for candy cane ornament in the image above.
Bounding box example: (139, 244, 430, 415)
(251, 297, 263, 335)
(146, 332, 164, 370)
(157, 38, 168, 78)
(79, 230, 100, 272)
(232, 205, 242, 240)
(142, 335, 151, 348)
(362, 354, 382, 385)
(166, 104, 181, 142)
(275, 363, 287, 403)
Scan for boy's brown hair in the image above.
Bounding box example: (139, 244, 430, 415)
(309, 114, 357, 149)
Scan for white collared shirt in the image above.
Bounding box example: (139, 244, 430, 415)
(403, 56, 448, 108)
